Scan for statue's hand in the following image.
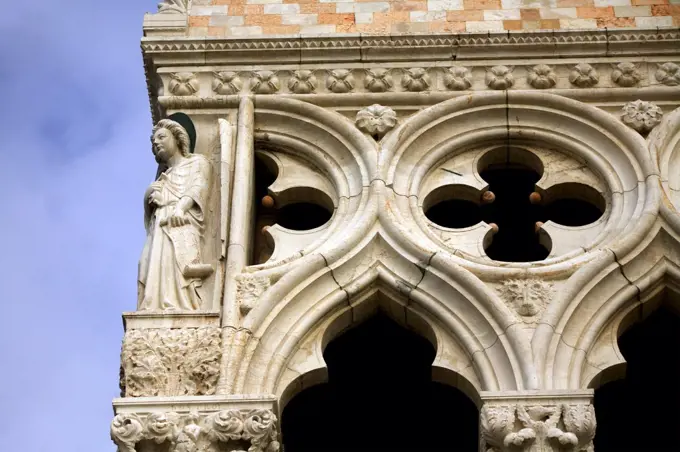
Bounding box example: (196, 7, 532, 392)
(148, 190, 164, 207)
(167, 207, 190, 228)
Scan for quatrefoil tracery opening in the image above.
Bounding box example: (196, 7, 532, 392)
(423, 147, 606, 263)
(252, 151, 335, 265)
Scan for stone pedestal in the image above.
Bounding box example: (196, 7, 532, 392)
(480, 391, 595, 452)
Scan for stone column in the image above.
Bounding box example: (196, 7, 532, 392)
(479, 391, 596, 452)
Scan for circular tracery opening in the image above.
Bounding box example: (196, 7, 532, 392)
(422, 146, 608, 263)
(277, 202, 332, 230)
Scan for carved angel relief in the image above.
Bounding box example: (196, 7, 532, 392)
(481, 403, 596, 452)
(111, 410, 281, 452)
(120, 327, 221, 397)
(498, 279, 553, 322)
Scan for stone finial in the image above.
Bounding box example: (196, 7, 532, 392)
(528, 64, 556, 89)
(356, 104, 397, 139)
(212, 71, 243, 95)
(485, 66, 514, 90)
(326, 69, 354, 93)
(569, 63, 599, 88)
(402, 68, 430, 92)
(621, 100, 663, 135)
(655, 62, 680, 86)
(288, 70, 317, 94)
(444, 66, 472, 91)
(611, 62, 642, 87)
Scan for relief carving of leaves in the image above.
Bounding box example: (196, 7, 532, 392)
(206, 410, 245, 443)
(158, 0, 189, 13)
(111, 414, 144, 452)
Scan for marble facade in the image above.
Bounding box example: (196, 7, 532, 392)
(112, 4, 680, 450)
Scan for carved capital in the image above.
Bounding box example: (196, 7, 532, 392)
(111, 409, 280, 452)
(480, 395, 595, 452)
(120, 327, 221, 397)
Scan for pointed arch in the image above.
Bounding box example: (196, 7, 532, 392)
(236, 231, 534, 405)
(545, 222, 680, 389)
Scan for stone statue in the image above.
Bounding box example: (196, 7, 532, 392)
(138, 119, 213, 311)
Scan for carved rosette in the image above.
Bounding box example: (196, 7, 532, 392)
(112, 410, 280, 452)
(611, 62, 641, 87)
(120, 327, 221, 397)
(365, 68, 393, 93)
(251, 71, 280, 94)
(655, 62, 680, 86)
(169, 72, 200, 96)
(402, 68, 430, 92)
(498, 278, 553, 322)
(569, 63, 599, 88)
(355, 104, 397, 139)
(236, 274, 271, 315)
(528, 64, 556, 89)
(485, 66, 514, 90)
(621, 100, 663, 135)
(288, 70, 317, 94)
(480, 403, 596, 452)
(326, 69, 354, 93)
(444, 66, 472, 91)
(212, 71, 243, 95)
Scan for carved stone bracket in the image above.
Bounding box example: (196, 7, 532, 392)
(480, 391, 596, 452)
(120, 327, 221, 397)
(111, 408, 280, 452)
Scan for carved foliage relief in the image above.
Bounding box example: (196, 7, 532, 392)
(111, 410, 280, 452)
(120, 327, 221, 397)
(236, 274, 271, 316)
(481, 403, 596, 452)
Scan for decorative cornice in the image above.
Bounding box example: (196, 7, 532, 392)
(141, 28, 680, 66)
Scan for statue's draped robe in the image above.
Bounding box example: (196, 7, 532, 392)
(138, 155, 212, 311)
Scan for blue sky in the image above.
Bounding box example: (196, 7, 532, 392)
(0, 1, 159, 449)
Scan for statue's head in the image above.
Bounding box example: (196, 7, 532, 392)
(151, 119, 191, 163)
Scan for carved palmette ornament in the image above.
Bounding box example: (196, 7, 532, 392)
(498, 278, 553, 320)
(112, 410, 281, 452)
(120, 327, 221, 397)
(480, 403, 596, 452)
(236, 274, 271, 315)
(158, 0, 188, 13)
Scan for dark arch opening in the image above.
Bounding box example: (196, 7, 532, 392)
(593, 305, 680, 451)
(281, 314, 479, 452)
